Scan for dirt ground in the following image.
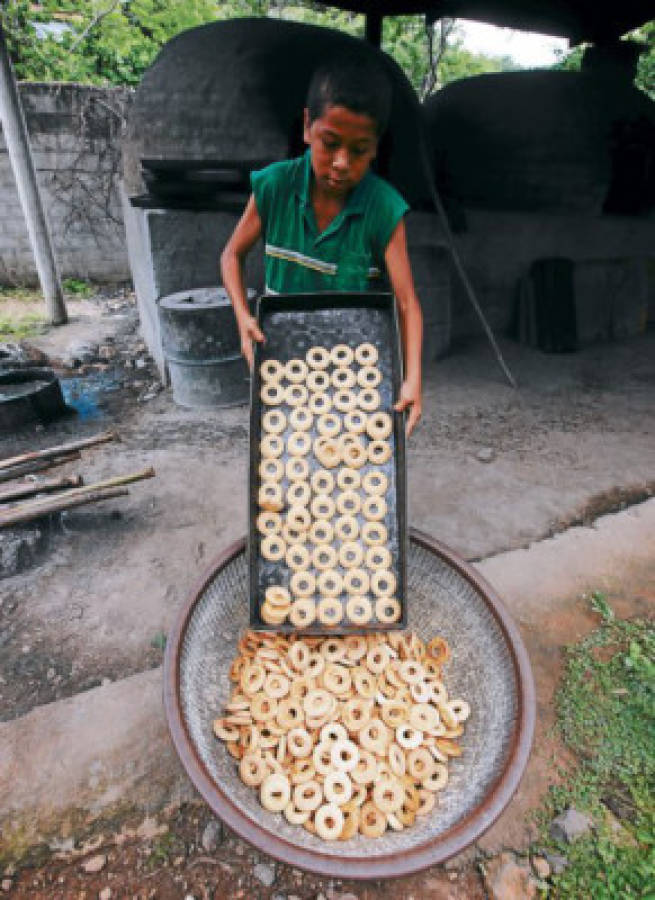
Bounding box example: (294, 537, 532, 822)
(1, 290, 654, 896)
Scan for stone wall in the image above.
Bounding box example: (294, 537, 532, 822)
(0, 82, 131, 285)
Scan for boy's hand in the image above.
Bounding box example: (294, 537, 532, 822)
(238, 315, 265, 371)
(394, 378, 422, 438)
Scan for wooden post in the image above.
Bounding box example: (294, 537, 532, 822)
(0, 21, 67, 324)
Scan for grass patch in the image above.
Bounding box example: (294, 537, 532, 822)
(537, 592, 655, 898)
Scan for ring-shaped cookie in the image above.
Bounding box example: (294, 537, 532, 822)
(362, 521, 388, 546)
(411, 681, 433, 704)
(330, 739, 360, 772)
(335, 515, 359, 542)
(333, 388, 357, 413)
(312, 544, 338, 571)
(260, 359, 284, 382)
(336, 490, 361, 516)
(282, 522, 307, 545)
(310, 493, 336, 520)
(352, 667, 376, 698)
(399, 660, 425, 685)
(314, 803, 344, 841)
(259, 457, 284, 482)
(286, 481, 311, 508)
(287, 727, 314, 758)
(320, 638, 346, 663)
(342, 697, 372, 733)
(313, 437, 341, 469)
(260, 534, 286, 562)
(304, 690, 333, 719)
(260, 434, 284, 458)
(330, 344, 354, 366)
(357, 365, 382, 389)
(306, 346, 331, 370)
(287, 505, 311, 532)
(324, 770, 353, 806)
(396, 725, 423, 750)
(310, 468, 335, 495)
(388, 742, 407, 778)
(423, 763, 449, 792)
(265, 584, 291, 607)
(265, 672, 290, 700)
(290, 570, 316, 598)
(323, 662, 351, 694)
(362, 470, 389, 496)
(367, 440, 392, 465)
(286, 543, 311, 571)
(294, 780, 323, 812)
(256, 511, 282, 536)
(287, 431, 312, 456)
(286, 456, 310, 482)
(288, 406, 313, 432)
(343, 409, 367, 434)
(355, 342, 379, 366)
(262, 409, 287, 435)
(284, 802, 311, 825)
(308, 519, 334, 545)
(416, 789, 436, 816)
(373, 778, 404, 815)
(317, 569, 343, 597)
(305, 652, 325, 680)
(366, 411, 393, 441)
(317, 596, 343, 624)
(344, 635, 368, 662)
(308, 391, 332, 415)
(284, 358, 308, 384)
(357, 388, 381, 412)
(375, 597, 402, 624)
(258, 481, 283, 512)
(331, 366, 356, 390)
(260, 601, 288, 625)
(240, 662, 266, 695)
(338, 540, 364, 568)
(365, 646, 390, 675)
(341, 439, 368, 469)
(407, 747, 435, 781)
(317, 412, 342, 438)
(287, 642, 311, 672)
(365, 545, 392, 569)
(337, 467, 361, 491)
(343, 568, 370, 595)
(320, 721, 348, 744)
(277, 696, 305, 729)
(240, 753, 268, 787)
(345, 595, 373, 626)
(284, 383, 309, 407)
(261, 382, 285, 406)
(371, 568, 396, 598)
(306, 370, 331, 393)
(251, 694, 279, 723)
(359, 801, 386, 837)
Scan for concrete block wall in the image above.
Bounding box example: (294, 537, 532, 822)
(0, 82, 131, 284)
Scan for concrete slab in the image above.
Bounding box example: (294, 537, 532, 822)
(2, 500, 653, 867)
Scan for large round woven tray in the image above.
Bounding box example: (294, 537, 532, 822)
(164, 529, 535, 879)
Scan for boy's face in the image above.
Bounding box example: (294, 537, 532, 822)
(303, 104, 378, 199)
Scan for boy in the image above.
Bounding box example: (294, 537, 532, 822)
(221, 55, 423, 436)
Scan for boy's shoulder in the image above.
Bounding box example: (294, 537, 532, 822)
(251, 155, 304, 191)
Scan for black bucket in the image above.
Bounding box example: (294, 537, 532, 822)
(0, 367, 68, 431)
(159, 287, 255, 408)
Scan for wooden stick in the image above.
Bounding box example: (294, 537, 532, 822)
(0, 430, 117, 472)
(0, 487, 129, 528)
(0, 452, 82, 484)
(0, 475, 83, 504)
(0, 467, 155, 522)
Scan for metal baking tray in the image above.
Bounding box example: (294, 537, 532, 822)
(248, 291, 407, 633)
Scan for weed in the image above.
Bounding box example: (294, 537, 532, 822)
(537, 593, 655, 897)
(62, 278, 94, 297)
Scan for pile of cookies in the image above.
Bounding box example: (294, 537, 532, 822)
(256, 341, 401, 629)
(213, 629, 470, 841)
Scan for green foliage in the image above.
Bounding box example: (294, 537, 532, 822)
(2, 1, 521, 95)
(552, 24, 655, 100)
(537, 593, 655, 898)
(62, 277, 94, 296)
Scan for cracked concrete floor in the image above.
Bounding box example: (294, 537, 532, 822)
(0, 299, 653, 875)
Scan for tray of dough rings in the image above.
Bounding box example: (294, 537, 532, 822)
(248, 292, 407, 633)
(163, 530, 536, 878)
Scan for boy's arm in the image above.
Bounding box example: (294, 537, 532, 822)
(384, 218, 423, 437)
(220, 193, 265, 370)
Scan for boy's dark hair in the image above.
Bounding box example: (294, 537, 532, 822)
(306, 54, 393, 135)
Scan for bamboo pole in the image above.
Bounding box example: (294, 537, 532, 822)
(0, 452, 81, 484)
(0, 487, 129, 527)
(0, 475, 83, 504)
(0, 430, 116, 472)
(0, 466, 155, 525)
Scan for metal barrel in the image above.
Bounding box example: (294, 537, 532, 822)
(158, 287, 255, 408)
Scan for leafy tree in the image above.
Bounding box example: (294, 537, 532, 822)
(2, 0, 521, 92)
